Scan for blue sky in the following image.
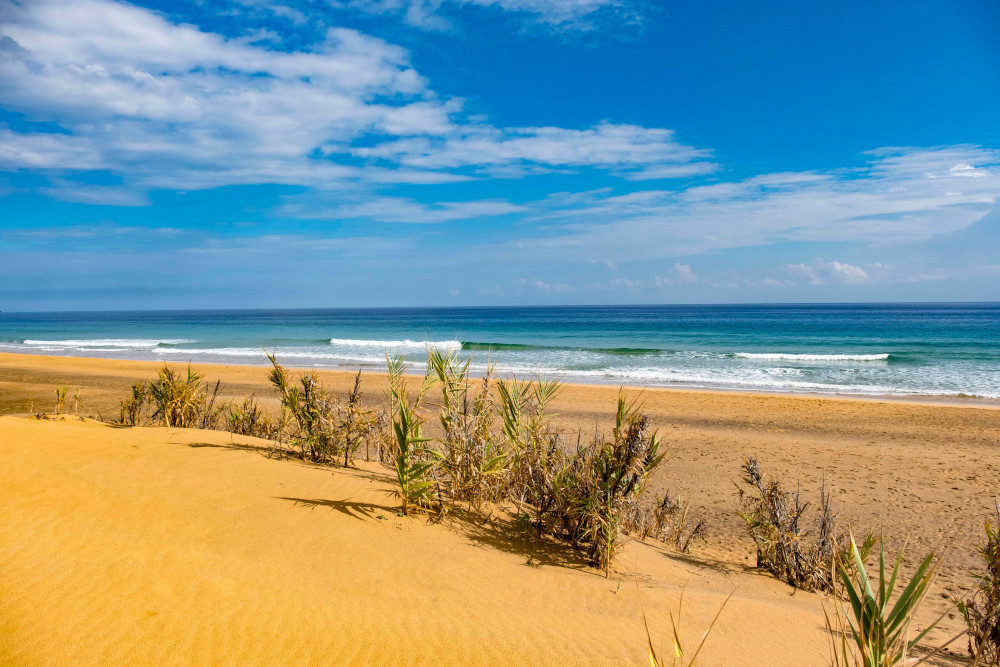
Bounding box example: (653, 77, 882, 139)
(1, 0, 998, 310)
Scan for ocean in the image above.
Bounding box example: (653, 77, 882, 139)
(1, 303, 998, 399)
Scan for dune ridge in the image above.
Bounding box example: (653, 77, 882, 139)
(0, 416, 835, 665)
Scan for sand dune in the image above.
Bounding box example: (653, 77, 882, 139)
(1, 416, 834, 665)
(2, 352, 998, 663)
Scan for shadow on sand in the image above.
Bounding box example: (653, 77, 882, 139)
(277, 496, 398, 521)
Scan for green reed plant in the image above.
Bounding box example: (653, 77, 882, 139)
(267, 352, 340, 462)
(427, 348, 506, 509)
(149, 364, 206, 427)
(827, 533, 948, 667)
(387, 354, 436, 515)
(645, 590, 733, 667)
(959, 501, 1000, 664)
(572, 393, 665, 575)
(497, 376, 563, 531)
(337, 370, 377, 468)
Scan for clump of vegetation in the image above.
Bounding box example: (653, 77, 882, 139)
(224, 395, 274, 438)
(267, 354, 376, 465)
(497, 385, 666, 575)
(737, 456, 872, 592)
(428, 349, 506, 509)
(959, 501, 1000, 664)
(267, 353, 341, 462)
(625, 491, 705, 553)
(386, 354, 436, 515)
(827, 534, 947, 666)
(497, 376, 564, 533)
(336, 370, 378, 468)
(571, 394, 665, 575)
(149, 364, 209, 427)
(119, 382, 147, 425)
(54, 386, 68, 415)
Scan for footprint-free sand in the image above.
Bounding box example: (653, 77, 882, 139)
(1, 352, 998, 664)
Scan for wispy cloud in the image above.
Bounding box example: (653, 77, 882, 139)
(280, 195, 526, 223)
(518, 145, 1000, 258)
(787, 258, 868, 285)
(326, 0, 635, 32)
(0, 0, 700, 205)
(352, 122, 716, 177)
(654, 263, 698, 286)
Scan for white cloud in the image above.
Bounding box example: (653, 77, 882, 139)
(280, 195, 525, 223)
(0, 0, 437, 193)
(516, 277, 574, 292)
(654, 262, 698, 287)
(787, 258, 868, 285)
(352, 122, 716, 178)
(329, 0, 632, 31)
(0, 0, 707, 204)
(38, 182, 150, 206)
(518, 145, 1000, 259)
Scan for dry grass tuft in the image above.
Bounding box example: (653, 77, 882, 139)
(119, 382, 147, 426)
(224, 395, 275, 438)
(54, 386, 67, 415)
(737, 456, 872, 593)
(625, 491, 705, 553)
(959, 501, 1000, 664)
(149, 364, 208, 428)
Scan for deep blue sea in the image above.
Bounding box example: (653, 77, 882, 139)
(1, 304, 998, 399)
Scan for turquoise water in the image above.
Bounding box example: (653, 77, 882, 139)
(1, 304, 998, 399)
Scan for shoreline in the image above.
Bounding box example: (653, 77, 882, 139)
(2, 349, 999, 657)
(1, 350, 998, 409)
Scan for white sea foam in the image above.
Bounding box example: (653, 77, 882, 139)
(21, 338, 192, 349)
(328, 338, 461, 351)
(155, 347, 387, 364)
(733, 352, 890, 362)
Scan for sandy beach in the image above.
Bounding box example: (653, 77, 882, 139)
(1, 352, 998, 664)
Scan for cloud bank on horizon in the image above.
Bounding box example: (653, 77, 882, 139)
(0, 0, 998, 309)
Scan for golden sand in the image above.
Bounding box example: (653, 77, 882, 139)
(2, 415, 831, 665)
(2, 352, 998, 663)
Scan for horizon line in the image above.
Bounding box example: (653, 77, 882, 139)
(3, 300, 1000, 315)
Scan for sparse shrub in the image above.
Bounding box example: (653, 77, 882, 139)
(386, 354, 436, 515)
(959, 501, 1000, 664)
(565, 393, 665, 575)
(267, 353, 340, 462)
(827, 534, 946, 666)
(224, 395, 274, 438)
(148, 364, 207, 427)
(737, 456, 872, 592)
(427, 349, 506, 509)
(625, 491, 705, 553)
(267, 354, 376, 464)
(119, 382, 147, 426)
(497, 376, 564, 532)
(336, 370, 378, 468)
(54, 386, 67, 415)
(196, 379, 224, 430)
(497, 383, 665, 574)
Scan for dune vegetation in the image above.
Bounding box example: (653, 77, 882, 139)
(77, 351, 1000, 663)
